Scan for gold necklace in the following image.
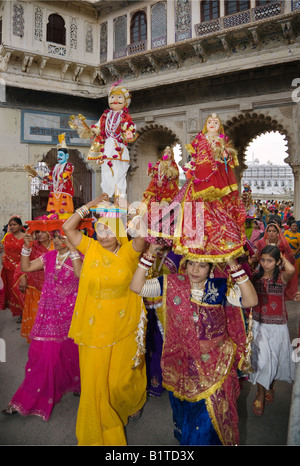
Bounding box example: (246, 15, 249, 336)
(54, 251, 70, 280)
(190, 280, 207, 303)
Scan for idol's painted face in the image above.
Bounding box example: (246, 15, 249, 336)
(163, 147, 172, 160)
(206, 117, 221, 134)
(57, 150, 69, 164)
(186, 261, 210, 284)
(109, 91, 126, 111)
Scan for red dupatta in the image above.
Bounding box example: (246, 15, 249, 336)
(255, 223, 298, 300)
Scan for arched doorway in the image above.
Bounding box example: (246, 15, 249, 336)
(31, 148, 94, 218)
(128, 124, 180, 203)
(224, 112, 292, 190)
(242, 131, 293, 202)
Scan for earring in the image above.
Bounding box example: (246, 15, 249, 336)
(209, 265, 214, 279)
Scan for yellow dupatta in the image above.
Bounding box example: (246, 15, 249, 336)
(69, 219, 144, 350)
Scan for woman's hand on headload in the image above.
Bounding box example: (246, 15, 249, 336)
(86, 193, 110, 209)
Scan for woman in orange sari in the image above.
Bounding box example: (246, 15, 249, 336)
(1, 216, 25, 318)
(13, 230, 53, 342)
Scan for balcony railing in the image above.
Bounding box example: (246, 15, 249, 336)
(47, 42, 67, 57)
(127, 40, 147, 56)
(195, 1, 283, 37)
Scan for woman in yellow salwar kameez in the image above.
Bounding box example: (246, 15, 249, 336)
(284, 221, 300, 275)
(63, 194, 147, 446)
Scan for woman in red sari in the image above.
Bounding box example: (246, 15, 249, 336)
(13, 230, 54, 342)
(1, 216, 25, 318)
(253, 222, 298, 300)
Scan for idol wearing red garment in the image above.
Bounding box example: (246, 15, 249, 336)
(143, 146, 179, 204)
(140, 146, 179, 237)
(147, 114, 246, 262)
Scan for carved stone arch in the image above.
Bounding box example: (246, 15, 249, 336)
(128, 123, 181, 203)
(224, 112, 292, 171)
(223, 112, 293, 189)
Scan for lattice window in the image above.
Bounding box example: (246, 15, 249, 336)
(86, 24, 93, 53)
(100, 22, 107, 62)
(12, 2, 24, 37)
(201, 0, 220, 22)
(254, 1, 283, 19)
(151, 2, 167, 48)
(176, 0, 191, 42)
(46, 13, 66, 45)
(114, 15, 127, 59)
(34, 7, 43, 41)
(70, 18, 77, 49)
(293, 0, 300, 10)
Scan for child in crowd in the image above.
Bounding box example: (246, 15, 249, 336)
(250, 245, 296, 416)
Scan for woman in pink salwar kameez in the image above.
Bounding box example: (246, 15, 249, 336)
(2, 230, 82, 420)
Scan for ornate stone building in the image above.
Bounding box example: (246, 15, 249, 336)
(241, 160, 294, 198)
(0, 0, 300, 228)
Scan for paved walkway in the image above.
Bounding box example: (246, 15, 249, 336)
(0, 299, 299, 446)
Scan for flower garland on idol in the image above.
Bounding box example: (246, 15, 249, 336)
(92, 107, 136, 173)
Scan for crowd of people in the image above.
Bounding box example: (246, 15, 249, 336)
(1, 114, 300, 446)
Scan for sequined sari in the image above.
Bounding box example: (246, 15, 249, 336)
(13, 239, 54, 342)
(157, 274, 246, 445)
(8, 250, 80, 420)
(69, 233, 146, 446)
(144, 250, 181, 397)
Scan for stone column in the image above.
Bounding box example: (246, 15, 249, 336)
(292, 165, 300, 220)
